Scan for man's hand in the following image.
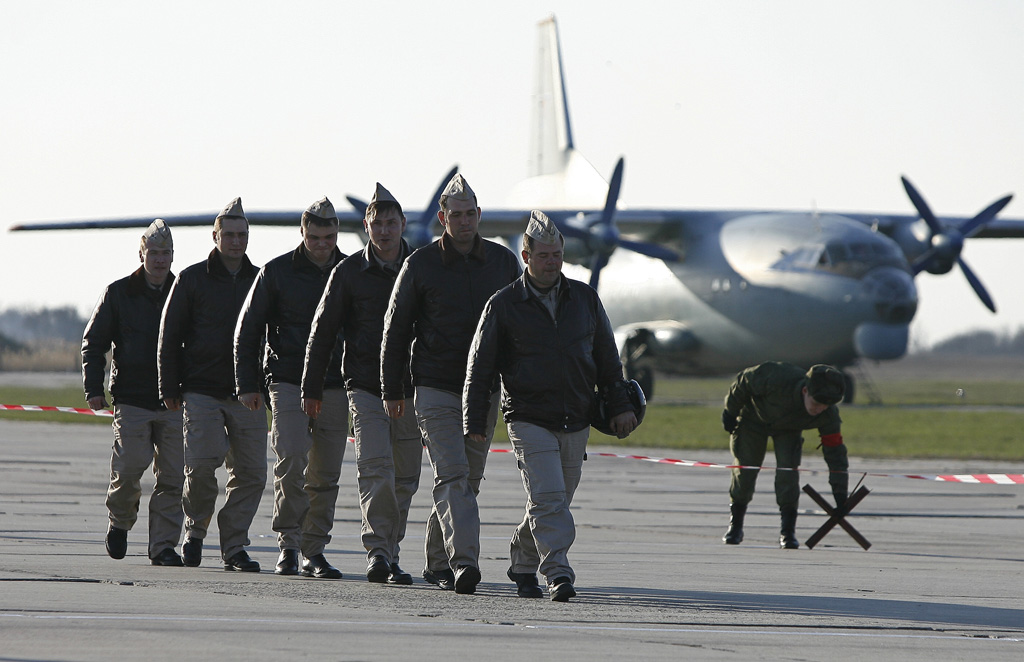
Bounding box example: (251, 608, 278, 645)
(609, 411, 638, 439)
(384, 399, 405, 420)
(722, 409, 738, 434)
(238, 392, 263, 412)
(302, 398, 322, 418)
(163, 397, 182, 412)
(87, 395, 108, 411)
(467, 433, 486, 444)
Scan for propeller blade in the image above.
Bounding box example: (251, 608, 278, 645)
(346, 195, 368, 215)
(588, 252, 610, 289)
(901, 175, 942, 234)
(619, 238, 680, 262)
(958, 257, 996, 313)
(408, 165, 459, 248)
(959, 194, 1013, 237)
(600, 157, 624, 228)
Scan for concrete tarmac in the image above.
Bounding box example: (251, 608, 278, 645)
(0, 419, 1021, 661)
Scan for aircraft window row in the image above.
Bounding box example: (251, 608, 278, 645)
(711, 278, 746, 292)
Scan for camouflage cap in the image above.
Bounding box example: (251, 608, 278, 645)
(440, 173, 476, 207)
(806, 364, 845, 405)
(302, 196, 338, 224)
(141, 218, 172, 249)
(524, 209, 562, 245)
(216, 196, 247, 221)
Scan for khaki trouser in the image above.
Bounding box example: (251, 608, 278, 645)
(348, 389, 422, 563)
(414, 387, 499, 571)
(507, 421, 589, 584)
(181, 392, 268, 561)
(269, 383, 348, 557)
(106, 403, 185, 558)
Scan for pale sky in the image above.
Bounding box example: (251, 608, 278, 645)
(2, 0, 1023, 350)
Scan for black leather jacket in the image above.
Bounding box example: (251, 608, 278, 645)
(234, 244, 345, 394)
(158, 249, 259, 400)
(464, 273, 629, 435)
(82, 267, 174, 410)
(381, 234, 521, 399)
(303, 239, 412, 400)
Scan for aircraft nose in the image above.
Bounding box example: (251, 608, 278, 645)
(862, 267, 918, 324)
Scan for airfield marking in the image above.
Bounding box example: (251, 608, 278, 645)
(1, 612, 1020, 643)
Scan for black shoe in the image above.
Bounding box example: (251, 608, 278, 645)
(366, 555, 390, 583)
(223, 550, 260, 572)
(549, 576, 576, 602)
(423, 567, 455, 590)
(105, 525, 128, 560)
(507, 567, 543, 598)
(275, 549, 300, 575)
(301, 553, 342, 579)
(779, 506, 800, 549)
(150, 547, 184, 567)
(388, 562, 413, 585)
(723, 503, 746, 545)
(181, 537, 202, 567)
(454, 565, 481, 595)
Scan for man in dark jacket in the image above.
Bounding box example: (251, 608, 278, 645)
(83, 219, 184, 566)
(158, 197, 267, 572)
(464, 210, 636, 602)
(303, 183, 422, 585)
(381, 173, 521, 594)
(234, 197, 347, 579)
(720, 362, 849, 549)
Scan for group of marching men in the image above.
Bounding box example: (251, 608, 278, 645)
(82, 173, 638, 602)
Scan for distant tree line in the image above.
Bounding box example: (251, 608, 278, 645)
(0, 305, 1023, 372)
(0, 306, 89, 371)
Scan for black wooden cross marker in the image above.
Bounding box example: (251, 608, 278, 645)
(802, 483, 871, 550)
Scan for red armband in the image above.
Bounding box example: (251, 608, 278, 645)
(820, 433, 844, 447)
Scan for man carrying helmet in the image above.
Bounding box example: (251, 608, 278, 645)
(720, 362, 850, 549)
(464, 210, 638, 602)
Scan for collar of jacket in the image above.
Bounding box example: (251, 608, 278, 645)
(126, 265, 175, 296)
(361, 237, 412, 272)
(206, 248, 257, 279)
(439, 232, 485, 266)
(512, 271, 572, 303)
(291, 243, 343, 273)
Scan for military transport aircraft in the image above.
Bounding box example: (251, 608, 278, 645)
(10, 16, 1024, 401)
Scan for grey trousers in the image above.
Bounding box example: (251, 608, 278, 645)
(181, 392, 268, 561)
(414, 386, 499, 571)
(269, 382, 348, 557)
(106, 403, 185, 558)
(507, 421, 589, 584)
(348, 389, 422, 563)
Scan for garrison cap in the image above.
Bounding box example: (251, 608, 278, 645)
(806, 364, 845, 405)
(141, 218, 173, 249)
(216, 196, 247, 222)
(302, 196, 339, 225)
(439, 173, 476, 207)
(370, 182, 400, 206)
(524, 209, 562, 245)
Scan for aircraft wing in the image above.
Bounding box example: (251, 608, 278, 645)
(8, 210, 368, 232)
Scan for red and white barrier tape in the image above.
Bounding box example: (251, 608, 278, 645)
(3, 403, 1022, 484)
(0, 403, 113, 417)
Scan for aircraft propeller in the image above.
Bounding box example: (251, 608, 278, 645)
(559, 157, 680, 288)
(345, 165, 458, 250)
(901, 175, 1012, 313)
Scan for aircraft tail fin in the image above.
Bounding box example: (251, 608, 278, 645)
(529, 15, 574, 177)
(508, 15, 608, 209)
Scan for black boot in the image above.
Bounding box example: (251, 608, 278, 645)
(723, 503, 746, 544)
(779, 506, 799, 549)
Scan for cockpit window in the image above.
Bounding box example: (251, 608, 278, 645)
(772, 240, 907, 278)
